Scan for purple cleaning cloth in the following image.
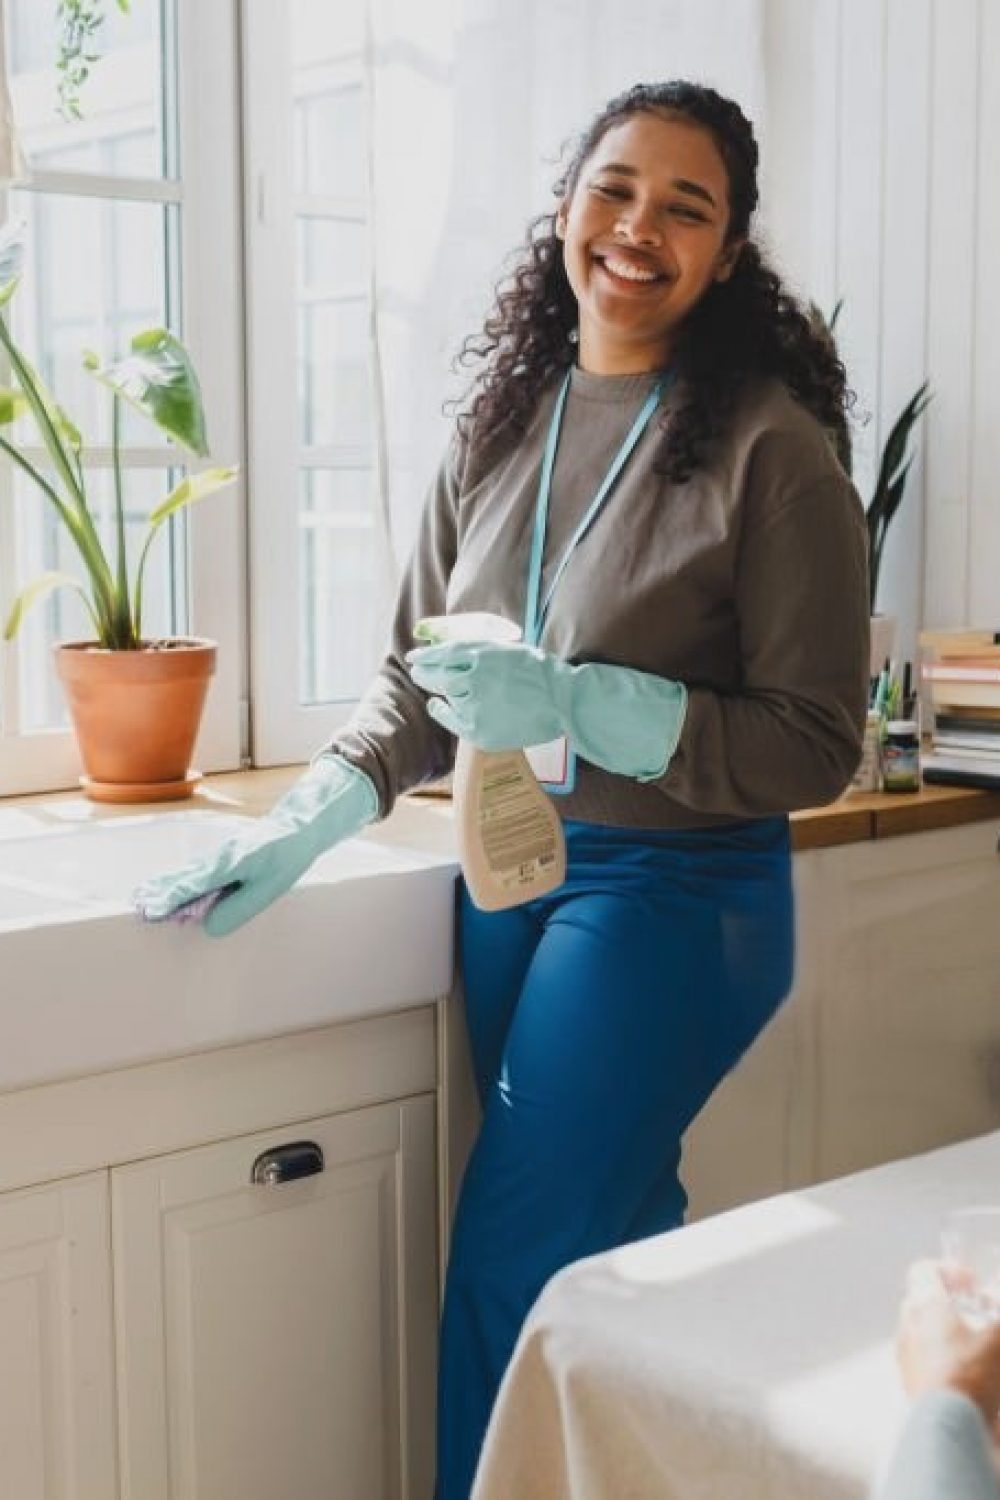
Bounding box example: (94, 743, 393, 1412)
(137, 881, 241, 925)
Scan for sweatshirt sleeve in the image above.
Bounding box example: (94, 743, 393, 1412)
(321, 438, 462, 816)
(873, 1391, 1000, 1500)
(657, 439, 870, 818)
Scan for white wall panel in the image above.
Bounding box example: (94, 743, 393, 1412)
(761, 0, 840, 305)
(876, 0, 931, 651)
(834, 0, 886, 504)
(766, 0, 998, 660)
(968, 0, 1000, 628)
(923, 0, 980, 630)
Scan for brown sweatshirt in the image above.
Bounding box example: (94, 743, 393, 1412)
(326, 366, 870, 831)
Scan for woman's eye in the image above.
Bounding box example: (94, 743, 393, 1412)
(670, 205, 709, 223)
(592, 183, 628, 200)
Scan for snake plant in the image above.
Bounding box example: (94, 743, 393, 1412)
(0, 222, 237, 648)
(811, 299, 932, 614)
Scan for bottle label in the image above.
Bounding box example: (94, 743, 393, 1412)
(523, 735, 576, 794)
(881, 741, 920, 791)
(478, 754, 560, 888)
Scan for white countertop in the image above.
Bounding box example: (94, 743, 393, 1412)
(0, 796, 460, 1093)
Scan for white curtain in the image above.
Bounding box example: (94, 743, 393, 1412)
(363, 0, 765, 595)
(0, 0, 25, 181)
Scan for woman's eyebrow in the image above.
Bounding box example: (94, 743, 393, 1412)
(592, 162, 718, 210)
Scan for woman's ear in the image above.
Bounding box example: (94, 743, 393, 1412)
(555, 203, 568, 241)
(714, 239, 745, 283)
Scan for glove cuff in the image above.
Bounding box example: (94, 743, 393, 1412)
(557, 661, 688, 781)
(273, 754, 379, 842)
(309, 753, 380, 822)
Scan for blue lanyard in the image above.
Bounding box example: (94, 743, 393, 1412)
(523, 369, 668, 647)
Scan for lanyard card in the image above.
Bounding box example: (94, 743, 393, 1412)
(525, 736, 576, 795)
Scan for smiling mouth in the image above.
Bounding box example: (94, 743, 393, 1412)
(593, 254, 669, 289)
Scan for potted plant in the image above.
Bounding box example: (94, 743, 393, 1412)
(810, 300, 932, 675)
(0, 225, 237, 802)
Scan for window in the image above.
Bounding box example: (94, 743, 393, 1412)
(0, 0, 243, 795)
(243, 0, 384, 765)
(0, 0, 391, 792)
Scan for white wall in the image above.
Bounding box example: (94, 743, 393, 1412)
(762, 0, 1000, 664)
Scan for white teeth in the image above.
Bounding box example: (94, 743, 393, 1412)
(602, 257, 660, 283)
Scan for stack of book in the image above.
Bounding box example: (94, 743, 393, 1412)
(920, 629, 1000, 788)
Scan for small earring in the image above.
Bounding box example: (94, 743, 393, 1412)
(567, 327, 579, 344)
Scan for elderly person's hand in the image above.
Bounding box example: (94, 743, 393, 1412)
(897, 1260, 1000, 1438)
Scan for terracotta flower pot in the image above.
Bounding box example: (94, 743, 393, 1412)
(54, 637, 217, 803)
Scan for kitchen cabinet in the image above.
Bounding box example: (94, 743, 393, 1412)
(0, 1173, 117, 1498)
(0, 1006, 440, 1500)
(114, 1096, 437, 1500)
(682, 821, 1000, 1217)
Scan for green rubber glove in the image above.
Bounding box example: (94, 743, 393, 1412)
(407, 640, 687, 781)
(132, 755, 379, 937)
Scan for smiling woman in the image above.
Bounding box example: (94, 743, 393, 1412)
(556, 112, 743, 373)
(135, 76, 869, 1500)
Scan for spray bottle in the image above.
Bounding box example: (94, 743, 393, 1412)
(414, 612, 566, 911)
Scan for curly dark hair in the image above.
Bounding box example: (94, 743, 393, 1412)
(452, 80, 852, 482)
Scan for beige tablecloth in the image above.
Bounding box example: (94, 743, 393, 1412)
(472, 1130, 1000, 1500)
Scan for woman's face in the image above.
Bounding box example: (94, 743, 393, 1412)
(557, 111, 743, 374)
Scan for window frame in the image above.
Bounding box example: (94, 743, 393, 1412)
(242, 0, 377, 767)
(0, 0, 245, 796)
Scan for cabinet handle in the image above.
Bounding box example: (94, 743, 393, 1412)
(251, 1140, 325, 1186)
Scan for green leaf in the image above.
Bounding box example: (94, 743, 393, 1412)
(0, 217, 25, 306)
(86, 328, 210, 456)
(133, 466, 238, 639)
(0, 386, 28, 424)
(111, 393, 129, 639)
(22, 353, 83, 454)
(147, 465, 238, 527)
(0, 325, 116, 639)
(871, 382, 931, 503)
(3, 570, 99, 641)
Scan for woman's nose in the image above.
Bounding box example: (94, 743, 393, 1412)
(614, 200, 662, 246)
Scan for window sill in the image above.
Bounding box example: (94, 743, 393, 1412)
(3, 767, 999, 852)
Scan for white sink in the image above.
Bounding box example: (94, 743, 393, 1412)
(0, 805, 459, 1093)
(0, 879, 83, 923)
(0, 811, 256, 904)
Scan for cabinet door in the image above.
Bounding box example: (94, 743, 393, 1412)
(816, 821, 1000, 1179)
(0, 1171, 117, 1499)
(113, 1096, 437, 1500)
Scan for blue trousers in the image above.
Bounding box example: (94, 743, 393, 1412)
(436, 816, 794, 1499)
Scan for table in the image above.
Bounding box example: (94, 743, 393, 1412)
(473, 1130, 1000, 1499)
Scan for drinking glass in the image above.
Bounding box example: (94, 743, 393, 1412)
(941, 1206, 1000, 1329)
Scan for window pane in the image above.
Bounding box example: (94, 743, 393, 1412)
(7, 190, 176, 449)
(299, 469, 378, 705)
(294, 87, 365, 200)
(12, 467, 186, 732)
(297, 214, 366, 288)
(291, 0, 366, 199)
(7, 0, 170, 180)
(297, 280, 370, 450)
